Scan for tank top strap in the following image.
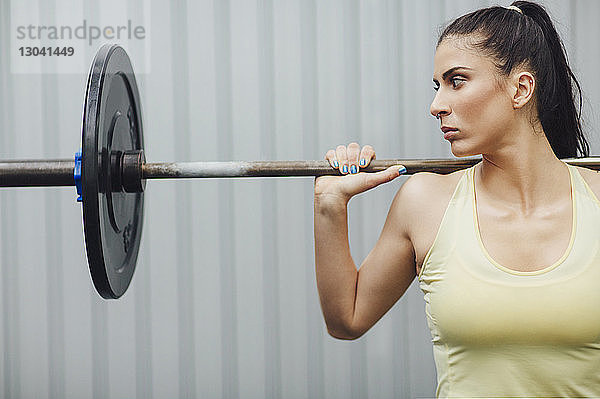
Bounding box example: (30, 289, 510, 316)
(568, 163, 600, 210)
(418, 165, 475, 282)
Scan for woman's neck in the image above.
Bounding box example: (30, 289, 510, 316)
(476, 135, 570, 215)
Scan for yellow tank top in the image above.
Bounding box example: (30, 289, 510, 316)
(418, 162, 600, 398)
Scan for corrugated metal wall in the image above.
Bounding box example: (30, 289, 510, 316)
(0, 0, 598, 398)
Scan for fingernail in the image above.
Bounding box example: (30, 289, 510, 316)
(350, 165, 357, 174)
(343, 165, 348, 174)
(398, 166, 407, 175)
(359, 158, 365, 166)
(333, 160, 338, 168)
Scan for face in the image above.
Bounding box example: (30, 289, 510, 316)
(430, 36, 518, 157)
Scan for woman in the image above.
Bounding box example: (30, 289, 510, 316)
(314, 1, 600, 397)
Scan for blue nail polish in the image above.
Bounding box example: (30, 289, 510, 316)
(351, 165, 357, 174)
(399, 167, 407, 175)
(333, 160, 339, 168)
(360, 158, 365, 166)
(343, 165, 348, 174)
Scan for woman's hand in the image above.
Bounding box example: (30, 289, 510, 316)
(314, 142, 406, 204)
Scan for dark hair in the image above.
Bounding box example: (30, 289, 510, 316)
(437, 1, 589, 159)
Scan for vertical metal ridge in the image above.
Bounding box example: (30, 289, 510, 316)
(91, 300, 108, 399)
(170, 0, 196, 396)
(570, 0, 577, 63)
(41, 1, 66, 396)
(135, 243, 153, 399)
(386, 0, 402, 160)
(257, 0, 282, 397)
(214, 0, 239, 397)
(1, 1, 20, 397)
(300, 0, 325, 398)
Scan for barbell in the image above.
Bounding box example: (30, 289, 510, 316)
(2, 43, 599, 299)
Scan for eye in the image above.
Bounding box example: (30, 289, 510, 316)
(451, 77, 465, 88)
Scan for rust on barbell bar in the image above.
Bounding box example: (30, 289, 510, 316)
(141, 158, 484, 178)
(141, 157, 600, 178)
(0, 159, 76, 187)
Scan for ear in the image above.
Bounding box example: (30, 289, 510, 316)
(512, 72, 535, 109)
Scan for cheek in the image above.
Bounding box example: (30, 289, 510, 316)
(455, 82, 509, 131)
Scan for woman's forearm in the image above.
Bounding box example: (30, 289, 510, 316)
(314, 194, 359, 339)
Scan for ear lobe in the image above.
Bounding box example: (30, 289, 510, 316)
(513, 72, 535, 109)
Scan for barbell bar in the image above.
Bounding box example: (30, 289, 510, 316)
(2, 43, 600, 300)
(1, 157, 529, 187)
(4, 157, 600, 186)
(4, 157, 600, 185)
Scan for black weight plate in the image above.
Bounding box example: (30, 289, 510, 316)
(82, 44, 144, 299)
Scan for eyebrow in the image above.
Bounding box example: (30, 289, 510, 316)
(433, 66, 473, 83)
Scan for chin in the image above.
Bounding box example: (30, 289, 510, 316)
(449, 142, 481, 158)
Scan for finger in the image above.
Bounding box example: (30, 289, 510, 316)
(358, 145, 375, 168)
(325, 149, 338, 168)
(347, 142, 360, 174)
(336, 145, 348, 174)
(365, 165, 406, 189)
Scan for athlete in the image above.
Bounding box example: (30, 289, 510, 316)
(314, 1, 600, 397)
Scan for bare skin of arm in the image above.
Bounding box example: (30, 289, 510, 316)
(314, 142, 430, 339)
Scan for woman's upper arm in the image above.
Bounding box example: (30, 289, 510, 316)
(349, 173, 434, 339)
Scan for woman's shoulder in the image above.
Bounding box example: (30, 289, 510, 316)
(400, 167, 466, 199)
(572, 165, 600, 201)
(394, 169, 467, 267)
(393, 168, 466, 224)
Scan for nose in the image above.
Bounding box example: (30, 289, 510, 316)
(430, 93, 451, 120)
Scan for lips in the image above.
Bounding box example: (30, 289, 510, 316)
(441, 126, 458, 133)
(441, 126, 459, 140)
